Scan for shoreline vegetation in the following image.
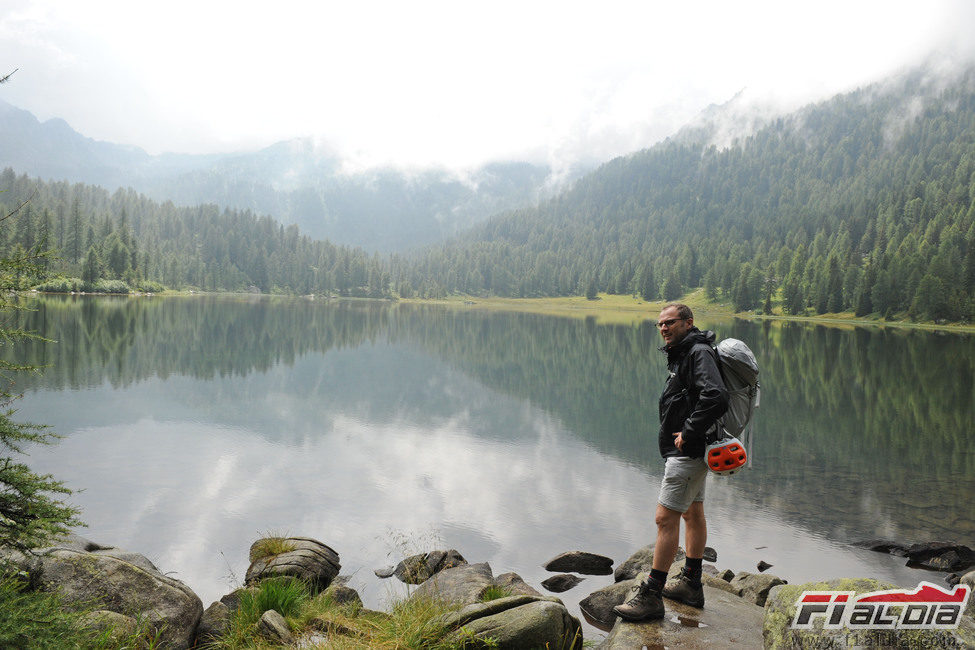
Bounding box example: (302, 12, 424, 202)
(401, 289, 975, 334)
(28, 286, 975, 333)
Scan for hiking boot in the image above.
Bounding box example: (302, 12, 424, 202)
(612, 578, 665, 621)
(662, 568, 704, 608)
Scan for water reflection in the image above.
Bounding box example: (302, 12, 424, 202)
(6, 295, 974, 630)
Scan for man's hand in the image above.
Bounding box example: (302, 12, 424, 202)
(673, 431, 684, 451)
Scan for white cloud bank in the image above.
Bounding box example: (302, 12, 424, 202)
(1, 0, 974, 169)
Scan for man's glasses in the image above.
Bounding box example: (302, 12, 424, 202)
(656, 318, 686, 329)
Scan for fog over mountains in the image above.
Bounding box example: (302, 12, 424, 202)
(0, 99, 587, 253)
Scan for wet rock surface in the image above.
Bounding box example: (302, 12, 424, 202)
(852, 539, 975, 571)
(544, 550, 614, 575)
(542, 573, 585, 593)
(597, 584, 765, 649)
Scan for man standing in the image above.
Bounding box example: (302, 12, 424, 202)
(613, 303, 729, 621)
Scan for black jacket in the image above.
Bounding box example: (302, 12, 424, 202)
(658, 328, 729, 459)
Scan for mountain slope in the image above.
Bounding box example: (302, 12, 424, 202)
(0, 101, 571, 252)
(397, 63, 975, 321)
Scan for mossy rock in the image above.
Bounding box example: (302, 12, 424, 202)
(763, 578, 975, 650)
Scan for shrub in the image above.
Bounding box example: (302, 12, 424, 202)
(33, 277, 83, 293)
(91, 279, 130, 294)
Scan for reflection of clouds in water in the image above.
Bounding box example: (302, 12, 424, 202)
(32, 400, 660, 606)
(28, 388, 927, 620)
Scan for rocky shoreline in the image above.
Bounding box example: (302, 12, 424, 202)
(2, 532, 974, 648)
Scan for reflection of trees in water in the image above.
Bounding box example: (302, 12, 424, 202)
(745, 321, 975, 544)
(9, 296, 974, 544)
(397, 311, 975, 545)
(8, 295, 392, 390)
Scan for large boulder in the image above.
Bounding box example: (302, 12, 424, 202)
(409, 562, 497, 605)
(597, 583, 765, 648)
(409, 563, 582, 648)
(763, 578, 975, 650)
(438, 595, 583, 649)
(245, 536, 340, 591)
(29, 534, 203, 649)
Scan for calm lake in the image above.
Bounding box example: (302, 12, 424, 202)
(8, 294, 975, 637)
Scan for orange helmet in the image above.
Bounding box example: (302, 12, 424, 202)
(706, 436, 747, 475)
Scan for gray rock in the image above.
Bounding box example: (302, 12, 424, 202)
(582, 564, 698, 628)
(702, 571, 743, 597)
(757, 560, 773, 572)
(34, 539, 203, 649)
(245, 536, 340, 591)
(613, 545, 686, 582)
(439, 595, 583, 649)
(763, 578, 975, 650)
(716, 568, 735, 582)
(494, 571, 543, 597)
(408, 562, 496, 605)
(728, 570, 785, 606)
(962, 570, 975, 616)
(580, 578, 637, 628)
(258, 609, 295, 645)
(544, 550, 614, 575)
(905, 541, 975, 571)
(197, 601, 232, 643)
(323, 582, 363, 608)
(78, 610, 139, 645)
(702, 546, 718, 563)
(598, 584, 765, 649)
(374, 565, 396, 578)
(391, 549, 467, 584)
(542, 573, 584, 593)
(219, 587, 251, 613)
(851, 539, 909, 556)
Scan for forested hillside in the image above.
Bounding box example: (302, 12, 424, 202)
(0, 169, 391, 296)
(0, 100, 563, 253)
(396, 64, 975, 322)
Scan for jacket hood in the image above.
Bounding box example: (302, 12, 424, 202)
(660, 327, 715, 355)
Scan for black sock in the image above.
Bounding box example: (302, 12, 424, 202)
(649, 569, 668, 587)
(684, 557, 703, 583)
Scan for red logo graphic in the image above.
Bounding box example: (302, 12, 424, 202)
(791, 582, 970, 630)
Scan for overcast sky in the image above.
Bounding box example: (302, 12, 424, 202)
(1, 0, 973, 171)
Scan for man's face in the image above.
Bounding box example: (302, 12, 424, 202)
(657, 307, 692, 346)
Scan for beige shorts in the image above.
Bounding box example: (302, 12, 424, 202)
(658, 456, 708, 513)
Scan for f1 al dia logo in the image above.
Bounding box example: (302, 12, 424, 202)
(792, 582, 971, 630)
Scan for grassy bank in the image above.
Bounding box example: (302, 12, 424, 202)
(402, 290, 975, 333)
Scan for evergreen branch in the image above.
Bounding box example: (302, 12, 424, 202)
(1, 191, 35, 224)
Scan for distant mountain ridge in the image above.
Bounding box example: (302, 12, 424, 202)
(0, 99, 579, 252)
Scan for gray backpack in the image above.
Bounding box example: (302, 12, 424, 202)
(711, 338, 760, 466)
